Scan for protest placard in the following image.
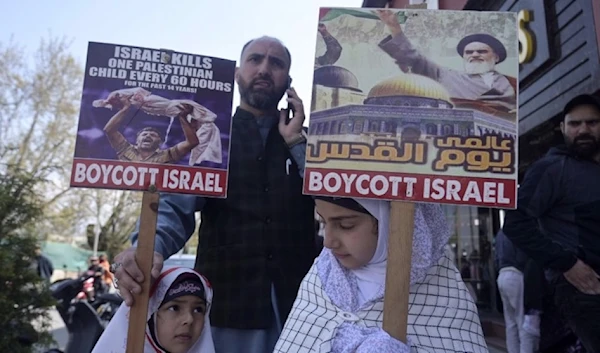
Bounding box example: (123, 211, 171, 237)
(69, 42, 235, 352)
(70, 42, 235, 197)
(307, 7, 518, 342)
(307, 8, 518, 209)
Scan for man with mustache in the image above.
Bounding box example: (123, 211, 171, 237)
(110, 36, 316, 353)
(375, 9, 516, 112)
(103, 99, 198, 164)
(503, 94, 600, 352)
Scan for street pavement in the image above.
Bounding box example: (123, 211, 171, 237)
(48, 309, 68, 350)
(34, 309, 67, 353)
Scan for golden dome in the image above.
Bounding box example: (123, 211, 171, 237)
(367, 73, 451, 102)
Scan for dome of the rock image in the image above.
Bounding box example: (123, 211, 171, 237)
(364, 73, 453, 108)
(313, 65, 362, 92)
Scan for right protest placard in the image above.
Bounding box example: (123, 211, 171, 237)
(305, 8, 518, 209)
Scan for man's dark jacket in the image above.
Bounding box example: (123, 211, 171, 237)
(196, 108, 316, 329)
(503, 145, 600, 280)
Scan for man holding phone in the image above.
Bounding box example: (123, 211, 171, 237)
(110, 36, 315, 353)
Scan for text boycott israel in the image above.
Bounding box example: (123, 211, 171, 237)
(72, 160, 226, 195)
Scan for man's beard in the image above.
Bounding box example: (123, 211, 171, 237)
(238, 76, 286, 110)
(464, 59, 495, 74)
(565, 134, 600, 159)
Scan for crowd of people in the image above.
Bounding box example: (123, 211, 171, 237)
(32, 246, 115, 297)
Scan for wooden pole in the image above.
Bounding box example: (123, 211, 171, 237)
(380, 2, 424, 343)
(126, 186, 159, 353)
(382, 201, 415, 342)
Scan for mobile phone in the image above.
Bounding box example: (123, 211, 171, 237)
(286, 76, 294, 123)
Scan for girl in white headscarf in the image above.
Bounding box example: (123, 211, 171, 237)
(273, 198, 488, 353)
(92, 267, 215, 353)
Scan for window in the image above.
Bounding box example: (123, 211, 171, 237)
(426, 123, 438, 135)
(442, 124, 454, 136)
(353, 120, 363, 134)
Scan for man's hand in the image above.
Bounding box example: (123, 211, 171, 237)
(279, 87, 306, 145)
(110, 93, 131, 110)
(318, 23, 328, 35)
(120, 95, 131, 109)
(177, 103, 194, 118)
(112, 246, 164, 306)
(563, 259, 600, 295)
(179, 114, 198, 133)
(375, 9, 402, 37)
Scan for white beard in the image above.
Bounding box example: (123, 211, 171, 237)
(464, 59, 495, 74)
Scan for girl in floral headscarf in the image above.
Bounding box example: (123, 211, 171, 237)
(92, 267, 214, 353)
(273, 198, 488, 353)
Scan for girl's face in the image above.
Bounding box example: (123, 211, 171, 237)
(156, 295, 207, 353)
(316, 199, 378, 270)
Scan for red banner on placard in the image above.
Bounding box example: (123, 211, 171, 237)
(304, 167, 516, 208)
(71, 158, 227, 197)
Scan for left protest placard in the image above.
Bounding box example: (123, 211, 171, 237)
(70, 42, 235, 197)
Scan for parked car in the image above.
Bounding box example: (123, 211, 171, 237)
(163, 253, 196, 269)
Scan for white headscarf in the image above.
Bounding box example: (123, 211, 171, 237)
(349, 199, 389, 306)
(318, 198, 451, 309)
(91, 267, 215, 353)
